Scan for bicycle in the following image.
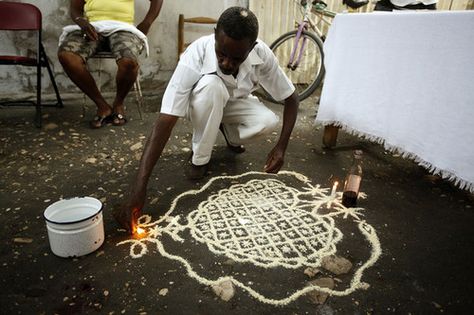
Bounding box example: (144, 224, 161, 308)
(266, 0, 367, 103)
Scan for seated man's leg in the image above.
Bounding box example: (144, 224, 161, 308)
(58, 31, 112, 126)
(188, 75, 229, 167)
(220, 95, 279, 146)
(108, 31, 143, 125)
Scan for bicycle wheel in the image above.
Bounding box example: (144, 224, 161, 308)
(268, 30, 325, 103)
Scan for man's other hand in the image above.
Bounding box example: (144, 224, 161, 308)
(264, 145, 285, 173)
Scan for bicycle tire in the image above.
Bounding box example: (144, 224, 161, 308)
(267, 30, 325, 103)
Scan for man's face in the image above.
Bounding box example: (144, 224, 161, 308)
(214, 29, 254, 76)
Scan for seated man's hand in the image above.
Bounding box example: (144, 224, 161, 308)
(264, 145, 285, 173)
(113, 189, 146, 234)
(76, 18, 99, 41)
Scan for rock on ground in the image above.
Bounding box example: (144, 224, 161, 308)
(306, 277, 335, 305)
(321, 255, 352, 275)
(211, 279, 235, 302)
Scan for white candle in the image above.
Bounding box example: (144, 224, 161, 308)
(330, 181, 338, 197)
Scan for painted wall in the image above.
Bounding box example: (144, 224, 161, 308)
(0, 0, 248, 97)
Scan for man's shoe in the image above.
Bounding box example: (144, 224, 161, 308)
(185, 161, 209, 180)
(219, 124, 245, 153)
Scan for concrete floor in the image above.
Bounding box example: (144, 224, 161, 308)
(1, 92, 473, 314)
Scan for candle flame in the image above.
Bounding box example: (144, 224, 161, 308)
(136, 227, 145, 235)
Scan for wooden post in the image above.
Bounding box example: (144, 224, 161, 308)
(177, 14, 184, 61)
(322, 125, 339, 148)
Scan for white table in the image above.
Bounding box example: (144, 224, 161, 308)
(315, 10, 474, 192)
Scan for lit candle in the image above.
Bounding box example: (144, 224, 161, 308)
(136, 227, 145, 235)
(330, 181, 338, 197)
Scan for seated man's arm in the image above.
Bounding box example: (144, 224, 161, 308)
(136, 0, 164, 35)
(264, 91, 299, 173)
(70, 0, 85, 22)
(70, 0, 98, 40)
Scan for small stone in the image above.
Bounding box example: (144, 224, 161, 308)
(304, 267, 320, 278)
(13, 237, 33, 244)
(211, 280, 235, 302)
(222, 259, 235, 266)
(85, 157, 97, 164)
(130, 142, 143, 151)
(44, 123, 58, 130)
(158, 288, 168, 296)
(321, 255, 352, 275)
(432, 301, 442, 309)
(306, 277, 335, 304)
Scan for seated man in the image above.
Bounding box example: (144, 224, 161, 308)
(114, 6, 300, 233)
(58, 0, 163, 128)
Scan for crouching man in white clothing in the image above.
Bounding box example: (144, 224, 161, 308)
(114, 6, 299, 233)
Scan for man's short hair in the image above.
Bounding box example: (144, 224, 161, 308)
(216, 7, 258, 44)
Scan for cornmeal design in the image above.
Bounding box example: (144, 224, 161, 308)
(118, 171, 381, 305)
(189, 179, 342, 269)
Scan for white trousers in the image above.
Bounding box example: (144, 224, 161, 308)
(187, 75, 279, 166)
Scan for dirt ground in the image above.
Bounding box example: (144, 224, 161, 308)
(1, 91, 473, 314)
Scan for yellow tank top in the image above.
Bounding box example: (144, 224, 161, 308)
(84, 0, 134, 24)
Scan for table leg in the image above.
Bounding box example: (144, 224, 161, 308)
(322, 125, 339, 148)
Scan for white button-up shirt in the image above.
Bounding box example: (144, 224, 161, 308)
(161, 34, 295, 117)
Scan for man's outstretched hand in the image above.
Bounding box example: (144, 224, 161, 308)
(113, 190, 146, 234)
(264, 145, 285, 173)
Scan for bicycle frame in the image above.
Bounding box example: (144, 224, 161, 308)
(287, 1, 335, 69)
(287, 18, 309, 70)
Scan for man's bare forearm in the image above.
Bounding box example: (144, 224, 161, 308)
(277, 91, 299, 150)
(137, 0, 163, 34)
(70, 0, 85, 21)
(132, 113, 178, 193)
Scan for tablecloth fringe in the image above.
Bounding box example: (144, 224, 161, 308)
(319, 121, 474, 193)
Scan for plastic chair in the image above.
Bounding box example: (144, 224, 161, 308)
(82, 50, 144, 120)
(178, 14, 217, 60)
(0, 1, 63, 128)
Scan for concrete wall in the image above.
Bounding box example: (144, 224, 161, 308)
(0, 0, 248, 97)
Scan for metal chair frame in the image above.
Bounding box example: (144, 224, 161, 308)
(0, 1, 63, 128)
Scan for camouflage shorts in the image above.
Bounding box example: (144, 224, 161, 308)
(58, 30, 144, 62)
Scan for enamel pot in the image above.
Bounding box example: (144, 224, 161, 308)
(43, 197, 104, 258)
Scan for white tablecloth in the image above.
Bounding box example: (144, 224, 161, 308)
(315, 11, 474, 192)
